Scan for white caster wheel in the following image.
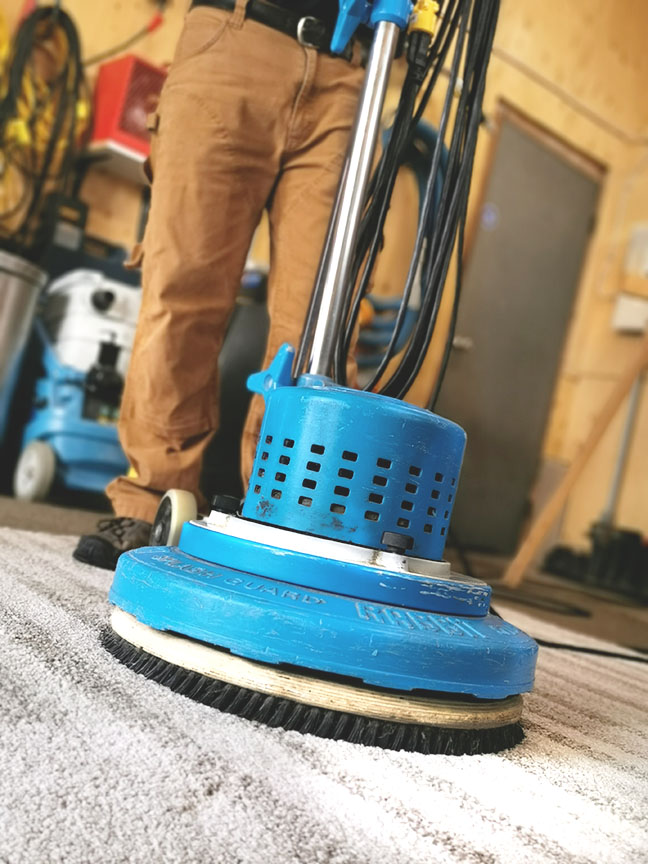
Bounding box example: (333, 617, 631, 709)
(13, 440, 56, 501)
(149, 489, 198, 547)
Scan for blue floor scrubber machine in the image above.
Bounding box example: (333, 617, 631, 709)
(13, 269, 140, 501)
(103, 0, 538, 755)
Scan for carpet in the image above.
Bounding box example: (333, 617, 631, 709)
(0, 527, 646, 864)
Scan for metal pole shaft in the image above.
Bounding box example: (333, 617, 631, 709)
(294, 159, 349, 376)
(599, 369, 645, 525)
(306, 21, 400, 377)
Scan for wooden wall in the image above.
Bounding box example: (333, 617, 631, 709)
(384, 0, 648, 548)
(480, 0, 648, 547)
(3, 0, 647, 548)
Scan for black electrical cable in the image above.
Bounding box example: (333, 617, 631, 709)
(298, 0, 469, 381)
(325, 0, 458, 382)
(381, 0, 497, 398)
(428, 202, 464, 410)
(412, 0, 464, 124)
(453, 532, 648, 665)
(494, 603, 648, 664)
(491, 604, 648, 664)
(361, 0, 470, 394)
(334, 70, 420, 383)
(532, 639, 648, 664)
(400, 0, 490, 394)
(328, 0, 500, 405)
(424, 14, 494, 407)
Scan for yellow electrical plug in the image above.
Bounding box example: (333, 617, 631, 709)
(0, 11, 8, 72)
(409, 0, 440, 36)
(76, 99, 90, 122)
(6, 117, 31, 147)
(75, 98, 91, 139)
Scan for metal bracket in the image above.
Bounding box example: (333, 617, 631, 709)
(331, 0, 412, 54)
(370, 0, 412, 29)
(331, 0, 371, 54)
(246, 343, 296, 399)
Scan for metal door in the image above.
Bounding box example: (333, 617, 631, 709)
(436, 115, 601, 553)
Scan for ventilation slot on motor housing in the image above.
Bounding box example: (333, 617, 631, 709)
(242, 389, 464, 561)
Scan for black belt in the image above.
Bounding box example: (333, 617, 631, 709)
(190, 0, 365, 63)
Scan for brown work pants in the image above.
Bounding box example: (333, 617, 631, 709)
(107, 2, 363, 522)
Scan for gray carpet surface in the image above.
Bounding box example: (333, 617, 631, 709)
(0, 527, 646, 864)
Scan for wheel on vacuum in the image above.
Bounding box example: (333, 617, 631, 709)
(149, 489, 198, 546)
(13, 440, 56, 501)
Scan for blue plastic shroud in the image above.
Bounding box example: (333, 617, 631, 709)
(109, 344, 537, 702)
(22, 322, 127, 494)
(245, 346, 465, 561)
(110, 545, 537, 699)
(179, 519, 491, 615)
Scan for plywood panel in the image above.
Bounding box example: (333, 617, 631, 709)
(437, 3, 648, 545)
(495, 0, 648, 140)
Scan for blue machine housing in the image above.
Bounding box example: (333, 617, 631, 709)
(244, 346, 465, 560)
(106, 2, 539, 718)
(178, 519, 491, 616)
(110, 344, 538, 704)
(22, 323, 127, 494)
(110, 546, 537, 699)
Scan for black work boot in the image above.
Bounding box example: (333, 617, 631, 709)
(73, 517, 152, 571)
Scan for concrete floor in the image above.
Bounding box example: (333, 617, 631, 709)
(449, 549, 648, 653)
(0, 493, 107, 536)
(1, 494, 646, 652)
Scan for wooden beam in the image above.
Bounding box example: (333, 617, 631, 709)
(502, 331, 648, 587)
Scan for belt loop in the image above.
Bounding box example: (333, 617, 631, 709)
(231, 0, 250, 29)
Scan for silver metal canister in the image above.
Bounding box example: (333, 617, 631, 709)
(0, 249, 48, 442)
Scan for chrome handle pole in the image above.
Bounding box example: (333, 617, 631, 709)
(304, 21, 400, 378)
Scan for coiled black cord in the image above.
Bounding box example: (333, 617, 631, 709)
(0, 5, 89, 249)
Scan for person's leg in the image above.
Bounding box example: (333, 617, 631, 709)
(76, 5, 308, 567)
(108, 9, 281, 523)
(240, 49, 364, 484)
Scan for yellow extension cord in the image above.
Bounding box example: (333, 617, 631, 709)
(0, 8, 90, 236)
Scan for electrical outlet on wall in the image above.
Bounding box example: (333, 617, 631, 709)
(625, 224, 648, 279)
(611, 292, 648, 334)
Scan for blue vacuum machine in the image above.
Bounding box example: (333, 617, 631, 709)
(13, 270, 139, 501)
(104, 0, 537, 755)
